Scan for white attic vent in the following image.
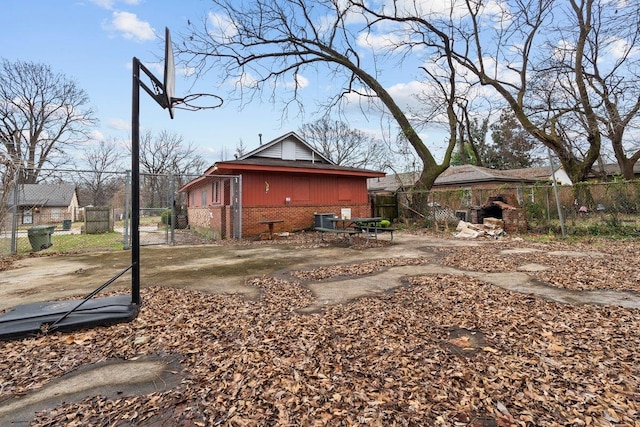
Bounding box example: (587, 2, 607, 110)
(282, 139, 296, 160)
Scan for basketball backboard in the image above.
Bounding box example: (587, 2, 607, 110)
(163, 27, 175, 119)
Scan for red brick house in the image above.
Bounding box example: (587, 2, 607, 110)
(179, 132, 385, 239)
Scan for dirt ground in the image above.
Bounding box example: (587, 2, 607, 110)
(1, 230, 640, 426)
(2, 230, 638, 313)
(0, 231, 438, 312)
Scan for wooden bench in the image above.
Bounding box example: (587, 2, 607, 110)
(355, 226, 396, 241)
(314, 227, 361, 242)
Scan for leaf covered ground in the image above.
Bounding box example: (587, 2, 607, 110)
(1, 234, 639, 426)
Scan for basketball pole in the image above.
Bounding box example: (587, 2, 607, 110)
(129, 28, 215, 305)
(130, 49, 174, 305)
(131, 57, 141, 305)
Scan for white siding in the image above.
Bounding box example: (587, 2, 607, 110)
(255, 138, 318, 161)
(295, 143, 314, 161)
(259, 144, 282, 159)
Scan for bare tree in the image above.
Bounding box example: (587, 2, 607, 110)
(362, 0, 638, 184)
(76, 139, 125, 206)
(298, 118, 386, 170)
(0, 152, 17, 231)
(0, 59, 97, 184)
(234, 139, 247, 159)
(180, 0, 461, 190)
(133, 130, 207, 208)
(580, 2, 640, 180)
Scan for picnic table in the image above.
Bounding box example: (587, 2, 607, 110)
(316, 217, 393, 242)
(327, 217, 381, 229)
(258, 219, 284, 240)
(350, 217, 382, 227)
(315, 216, 363, 242)
(351, 217, 396, 241)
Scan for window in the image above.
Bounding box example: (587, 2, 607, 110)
(51, 208, 61, 220)
(201, 190, 208, 206)
(213, 180, 221, 204)
(22, 208, 33, 224)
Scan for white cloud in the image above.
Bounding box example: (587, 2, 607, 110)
(356, 31, 408, 51)
(315, 0, 367, 34)
(387, 80, 429, 109)
(233, 71, 258, 89)
(284, 74, 309, 89)
(89, 129, 105, 141)
(108, 118, 130, 131)
(90, 0, 116, 9)
(146, 61, 162, 76)
(182, 66, 196, 78)
(376, 0, 469, 18)
(207, 12, 238, 42)
(108, 11, 155, 42)
(90, 0, 141, 10)
(607, 36, 640, 61)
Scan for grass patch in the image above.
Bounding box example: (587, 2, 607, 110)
(8, 231, 125, 254)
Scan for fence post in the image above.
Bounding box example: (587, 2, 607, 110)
(10, 178, 19, 254)
(123, 170, 131, 250)
(170, 175, 175, 245)
(548, 149, 566, 237)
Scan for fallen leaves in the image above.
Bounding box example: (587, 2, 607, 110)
(0, 235, 639, 426)
(438, 238, 640, 292)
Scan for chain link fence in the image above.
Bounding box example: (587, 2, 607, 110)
(397, 180, 640, 236)
(0, 170, 228, 257)
(4, 169, 639, 257)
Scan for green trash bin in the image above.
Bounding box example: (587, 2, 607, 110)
(28, 225, 54, 251)
(62, 219, 72, 230)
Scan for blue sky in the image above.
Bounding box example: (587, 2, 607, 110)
(3, 1, 636, 173)
(1, 0, 344, 166)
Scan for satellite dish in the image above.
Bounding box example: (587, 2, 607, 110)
(163, 27, 175, 119)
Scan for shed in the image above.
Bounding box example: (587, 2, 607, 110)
(180, 132, 385, 239)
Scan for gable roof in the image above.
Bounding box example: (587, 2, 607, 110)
(368, 164, 554, 193)
(434, 164, 541, 186)
(237, 131, 334, 164)
(368, 171, 421, 193)
(596, 162, 640, 177)
(501, 166, 555, 181)
(7, 184, 77, 207)
(180, 132, 385, 193)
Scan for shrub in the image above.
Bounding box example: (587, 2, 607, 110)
(160, 209, 173, 225)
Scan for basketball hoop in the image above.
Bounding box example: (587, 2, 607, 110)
(172, 93, 224, 111)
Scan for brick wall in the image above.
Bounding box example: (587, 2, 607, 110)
(243, 204, 371, 237)
(490, 193, 527, 234)
(502, 208, 528, 234)
(187, 204, 372, 239)
(186, 206, 232, 239)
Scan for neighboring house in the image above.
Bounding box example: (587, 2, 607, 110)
(555, 162, 640, 185)
(367, 165, 553, 232)
(367, 171, 421, 195)
(368, 164, 559, 195)
(5, 184, 79, 226)
(432, 164, 553, 189)
(179, 132, 385, 239)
